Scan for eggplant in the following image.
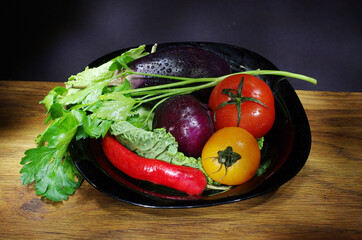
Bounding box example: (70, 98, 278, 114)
(127, 46, 231, 90)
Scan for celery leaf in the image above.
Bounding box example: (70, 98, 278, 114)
(20, 110, 83, 201)
(109, 45, 149, 71)
(66, 61, 115, 88)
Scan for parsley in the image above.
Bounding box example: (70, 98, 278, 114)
(20, 110, 83, 201)
(109, 45, 149, 71)
(19, 47, 142, 201)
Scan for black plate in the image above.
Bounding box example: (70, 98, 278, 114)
(71, 42, 311, 208)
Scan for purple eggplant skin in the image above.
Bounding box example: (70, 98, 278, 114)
(127, 46, 231, 89)
(152, 95, 215, 158)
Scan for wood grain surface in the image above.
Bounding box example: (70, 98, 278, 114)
(0, 81, 361, 240)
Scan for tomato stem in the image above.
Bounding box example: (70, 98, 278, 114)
(211, 146, 241, 182)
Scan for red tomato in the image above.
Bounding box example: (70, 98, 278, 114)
(209, 74, 275, 138)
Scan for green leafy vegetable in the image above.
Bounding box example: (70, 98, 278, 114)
(92, 93, 136, 122)
(257, 137, 264, 150)
(20, 110, 84, 201)
(82, 116, 112, 139)
(40, 86, 68, 111)
(110, 121, 202, 169)
(109, 45, 149, 71)
(60, 79, 110, 105)
(66, 61, 115, 89)
(126, 105, 154, 130)
(20, 66, 138, 201)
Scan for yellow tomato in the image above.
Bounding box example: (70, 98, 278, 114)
(201, 127, 261, 185)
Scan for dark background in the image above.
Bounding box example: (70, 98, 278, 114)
(2, 0, 362, 91)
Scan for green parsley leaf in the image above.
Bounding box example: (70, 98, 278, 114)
(20, 146, 57, 185)
(75, 125, 89, 141)
(126, 105, 153, 130)
(20, 45, 154, 202)
(20, 145, 83, 201)
(82, 116, 112, 138)
(34, 154, 82, 201)
(40, 86, 68, 111)
(59, 79, 110, 105)
(112, 79, 131, 92)
(20, 110, 83, 201)
(91, 93, 136, 122)
(42, 111, 80, 148)
(45, 102, 66, 123)
(109, 45, 149, 71)
(66, 61, 115, 88)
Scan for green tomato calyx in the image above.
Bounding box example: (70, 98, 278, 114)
(214, 146, 241, 179)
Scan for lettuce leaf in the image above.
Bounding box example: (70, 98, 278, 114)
(110, 121, 202, 169)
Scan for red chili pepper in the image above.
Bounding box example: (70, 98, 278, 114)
(101, 134, 207, 195)
(91, 139, 202, 200)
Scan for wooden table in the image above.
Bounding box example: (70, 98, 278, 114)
(0, 81, 361, 240)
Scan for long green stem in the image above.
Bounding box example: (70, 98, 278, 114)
(135, 88, 193, 104)
(70, 68, 317, 123)
(125, 70, 217, 83)
(120, 69, 317, 121)
(226, 70, 318, 85)
(118, 69, 317, 98)
(128, 69, 318, 99)
(141, 97, 170, 128)
(117, 77, 213, 96)
(125, 69, 317, 85)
